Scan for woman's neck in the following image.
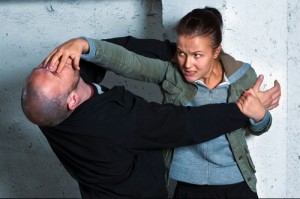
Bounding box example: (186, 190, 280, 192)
(203, 59, 224, 89)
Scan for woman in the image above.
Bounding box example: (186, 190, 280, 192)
(44, 7, 280, 198)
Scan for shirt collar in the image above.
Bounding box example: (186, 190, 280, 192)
(194, 73, 230, 87)
(92, 83, 104, 94)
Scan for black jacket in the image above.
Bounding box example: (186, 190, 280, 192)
(40, 85, 247, 199)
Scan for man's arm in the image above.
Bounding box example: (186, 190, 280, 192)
(104, 36, 176, 61)
(79, 59, 107, 83)
(133, 101, 248, 149)
(131, 86, 265, 149)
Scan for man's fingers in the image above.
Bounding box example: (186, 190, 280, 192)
(236, 100, 243, 111)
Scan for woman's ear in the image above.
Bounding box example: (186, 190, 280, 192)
(67, 91, 79, 111)
(214, 45, 222, 58)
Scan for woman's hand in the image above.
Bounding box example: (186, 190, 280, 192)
(252, 75, 281, 110)
(42, 38, 90, 73)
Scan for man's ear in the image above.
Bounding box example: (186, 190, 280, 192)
(67, 91, 79, 111)
(214, 45, 222, 58)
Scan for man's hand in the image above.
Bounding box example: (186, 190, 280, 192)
(42, 38, 90, 73)
(237, 89, 266, 122)
(253, 75, 281, 110)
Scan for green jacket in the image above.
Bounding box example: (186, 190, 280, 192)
(86, 40, 272, 192)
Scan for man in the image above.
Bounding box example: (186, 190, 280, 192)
(21, 58, 265, 198)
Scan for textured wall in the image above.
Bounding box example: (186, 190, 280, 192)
(0, 0, 299, 198)
(287, 0, 300, 197)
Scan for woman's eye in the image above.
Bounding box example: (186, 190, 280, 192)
(195, 54, 201, 58)
(178, 52, 185, 57)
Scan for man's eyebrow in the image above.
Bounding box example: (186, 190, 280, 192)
(33, 67, 61, 77)
(49, 70, 61, 78)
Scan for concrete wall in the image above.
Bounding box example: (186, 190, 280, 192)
(287, 0, 300, 197)
(0, 0, 299, 198)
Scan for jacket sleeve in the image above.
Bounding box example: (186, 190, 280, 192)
(80, 36, 176, 83)
(83, 39, 172, 85)
(247, 111, 272, 136)
(103, 36, 176, 61)
(133, 99, 248, 150)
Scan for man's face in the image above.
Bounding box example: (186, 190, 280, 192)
(30, 62, 80, 97)
(22, 62, 80, 126)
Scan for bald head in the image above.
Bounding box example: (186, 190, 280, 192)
(21, 65, 80, 127)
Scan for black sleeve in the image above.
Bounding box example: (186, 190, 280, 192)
(79, 59, 107, 83)
(104, 36, 176, 61)
(133, 100, 247, 149)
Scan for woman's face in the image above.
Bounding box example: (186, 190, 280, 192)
(176, 35, 219, 83)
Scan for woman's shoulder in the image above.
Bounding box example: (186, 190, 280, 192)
(219, 50, 247, 76)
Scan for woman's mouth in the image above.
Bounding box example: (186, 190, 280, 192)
(184, 71, 195, 76)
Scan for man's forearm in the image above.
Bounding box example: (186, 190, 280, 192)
(134, 99, 248, 149)
(104, 36, 176, 61)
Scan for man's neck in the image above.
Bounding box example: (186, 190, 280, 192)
(77, 78, 93, 105)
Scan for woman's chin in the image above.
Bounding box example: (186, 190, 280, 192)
(184, 75, 196, 83)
